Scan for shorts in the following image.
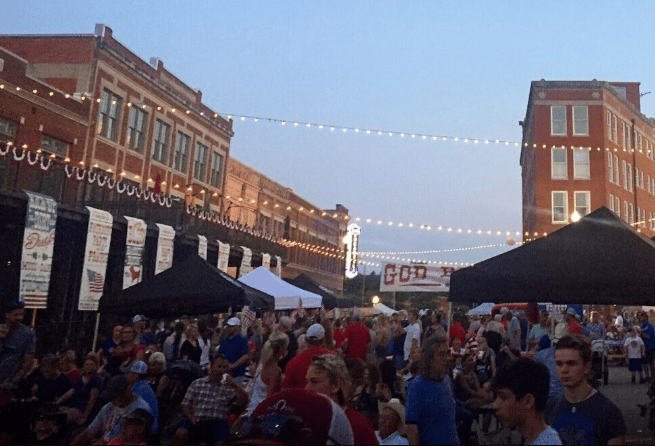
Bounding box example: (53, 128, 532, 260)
(644, 349, 655, 366)
(629, 357, 643, 372)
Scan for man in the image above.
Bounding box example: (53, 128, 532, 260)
(282, 323, 334, 388)
(133, 315, 156, 349)
(0, 301, 36, 397)
(639, 310, 655, 381)
(549, 335, 627, 445)
(588, 311, 606, 342)
(376, 398, 409, 445)
(217, 317, 250, 384)
(341, 312, 371, 362)
(107, 408, 154, 445)
(126, 360, 158, 432)
(31, 353, 72, 403)
(492, 358, 562, 445)
(529, 311, 551, 351)
(449, 313, 466, 346)
(278, 316, 298, 371)
(405, 332, 458, 445)
(506, 311, 521, 351)
(564, 307, 583, 335)
(172, 354, 248, 445)
(392, 312, 408, 370)
(71, 374, 153, 445)
(403, 309, 421, 365)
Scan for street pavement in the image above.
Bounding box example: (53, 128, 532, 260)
(598, 361, 655, 444)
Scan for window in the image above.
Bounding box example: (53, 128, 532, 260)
(551, 106, 566, 136)
(613, 115, 618, 143)
(622, 160, 628, 189)
(628, 163, 633, 192)
(41, 134, 69, 157)
(607, 111, 612, 140)
(126, 106, 148, 152)
(209, 152, 224, 188)
(193, 142, 208, 182)
(629, 203, 634, 225)
(552, 191, 568, 223)
(574, 191, 590, 217)
(551, 148, 567, 179)
(97, 88, 122, 141)
(607, 152, 614, 183)
(615, 196, 620, 217)
(152, 119, 171, 164)
(639, 170, 644, 189)
(639, 134, 643, 153)
(0, 117, 17, 143)
(173, 132, 190, 172)
(624, 201, 629, 222)
(622, 122, 626, 150)
(573, 148, 590, 179)
(572, 106, 588, 136)
(609, 194, 614, 212)
(613, 155, 619, 184)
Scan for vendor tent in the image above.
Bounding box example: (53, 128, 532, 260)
(239, 267, 322, 310)
(99, 255, 275, 317)
(467, 302, 495, 316)
(374, 302, 397, 315)
(284, 274, 355, 309)
(450, 207, 655, 305)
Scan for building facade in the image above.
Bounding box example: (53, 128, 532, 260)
(520, 80, 655, 238)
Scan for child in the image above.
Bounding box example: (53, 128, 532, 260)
(623, 326, 646, 383)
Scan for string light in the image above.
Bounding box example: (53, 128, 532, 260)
(353, 216, 521, 237)
(360, 242, 518, 256)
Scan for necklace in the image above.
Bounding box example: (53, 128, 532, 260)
(569, 386, 595, 413)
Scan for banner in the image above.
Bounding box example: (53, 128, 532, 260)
(198, 235, 207, 260)
(275, 255, 282, 277)
(379, 262, 460, 292)
(19, 191, 57, 309)
(239, 246, 252, 278)
(262, 253, 271, 270)
(79, 207, 113, 311)
(155, 223, 175, 275)
(123, 216, 146, 289)
(343, 223, 360, 278)
(217, 241, 230, 272)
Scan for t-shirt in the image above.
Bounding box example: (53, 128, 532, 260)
(282, 346, 334, 388)
(548, 391, 626, 445)
(530, 426, 562, 445)
(405, 374, 459, 445)
(87, 396, 152, 442)
(528, 325, 548, 345)
(180, 340, 202, 364)
(132, 379, 159, 431)
(623, 335, 645, 359)
(36, 372, 72, 402)
(568, 320, 584, 335)
(218, 334, 250, 377)
(345, 407, 380, 445)
(0, 325, 36, 383)
(449, 321, 466, 345)
(403, 323, 421, 361)
(333, 328, 346, 349)
(344, 321, 371, 361)
(507, 317, 521, 350)
(641, 321, 655, 351)
(69, 374, 102, 412)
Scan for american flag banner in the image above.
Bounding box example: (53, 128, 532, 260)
(291, 301, 306, 321)
(79, 207, 113, 311)
(87, 269, 105, 293)
(241, 304, 256, 336)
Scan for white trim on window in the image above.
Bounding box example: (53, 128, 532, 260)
(614, 155, 619, 184)
(551, 147, 567, 179)
(551, 106, 567, 136)
(572, 106, 589, 136)
(609, 194, 614, 212)
(607, 152, 614, 183)
(552, 191, 568, 224)
(607, 111, 612, 140)
(622, 160, 628, 190)
(574, 191, 590, 218)
(573, 148, 590, 179)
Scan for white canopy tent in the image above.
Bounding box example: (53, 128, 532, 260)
(467, 302, 495, 316)
(238, 267, 322, 310)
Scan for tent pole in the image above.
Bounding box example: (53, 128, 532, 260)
(92, 313, 100, 354)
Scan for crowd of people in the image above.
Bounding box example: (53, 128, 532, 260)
(0, 297, 647, 445)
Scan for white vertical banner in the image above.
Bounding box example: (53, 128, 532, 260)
(79, 207, 113, 311)
(275, 255, 282, 277)
(239, 246, 252, 278)
(262, 253, 271, 270)
(123, 216, 147, 289)
(155, 223, 175, 275)
(198, 235, 207, 260)
(217, 241, 230, 273)
(19, 191, 57, 309)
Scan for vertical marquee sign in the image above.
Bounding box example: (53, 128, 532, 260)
(239, 246, 252, 278)
(79, 207, 113, 311)
(19, 191, 58, 309)
(155, 224, 175, 275)
(217, 241, 230, 273)
(198, 235, 208, 260)
(123, 216, 147, 289)
(343, 223, 361, 279)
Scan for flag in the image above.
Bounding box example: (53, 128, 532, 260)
(291, 301, 306, 321)
(319, 304, 327, 319)
(242, 304, 256, 330)
(87, 269, 105, 293)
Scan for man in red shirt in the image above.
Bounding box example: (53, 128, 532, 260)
(449, 313, 467, 346)
(333, 319, 346, 351)
(282, 324, 334, 388)
(565, 307, 584, 335)
(341, 313, 371, 361)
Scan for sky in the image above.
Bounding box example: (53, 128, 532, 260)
(4, 1, 655, 271)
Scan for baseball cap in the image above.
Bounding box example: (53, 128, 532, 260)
(130, 360, 148, 375)
(227, 317, 241, 326)
(565, 307, 577, 316)
(500, 307, 509, 314)
(382, 398, 406, 435)
(306, 323, 325, 340)
(123, 408, 154, 427)
(132, 315, 146, 323)
(100, 374, 129, 401)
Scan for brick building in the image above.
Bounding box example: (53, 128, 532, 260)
(520, 80, 655, 238)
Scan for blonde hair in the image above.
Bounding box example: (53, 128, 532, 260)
(185, 324, 199, 340)
(260, 331, 289, 367)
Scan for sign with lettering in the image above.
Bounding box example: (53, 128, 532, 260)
(155, 224, 175, 275)
(239, 246, 252, 278)
(79, 207, 113, 311)
(123, 217, 146, 289)
(19, 191, 57, 309)
(217, 241, 230, 272)
(343, 223, 360, 279)
(379, 262, 460, 292)
(198, 235, 207, 260)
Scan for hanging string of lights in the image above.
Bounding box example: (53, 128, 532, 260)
(352, 216, 522, 238)
(360, 242, 517, 256)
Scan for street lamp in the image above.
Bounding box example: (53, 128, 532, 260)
(372, 295, 380, 306)
(571, 211, 581, 222)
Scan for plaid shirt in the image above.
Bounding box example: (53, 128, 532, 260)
(181, 376, 236, 421)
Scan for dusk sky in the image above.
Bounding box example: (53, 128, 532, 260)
(4, 1, 655, 271)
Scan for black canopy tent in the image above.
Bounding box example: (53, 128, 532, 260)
(449, 207, 655, 306)
(99, 255, 275, 318)
(284, 274, 355, 309)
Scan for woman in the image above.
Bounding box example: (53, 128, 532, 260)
(454, 352, 494, 408)
(56, 354, 101, 426)
(244, 331, 289, 416)
(353, 363, 380, 428)
(374, 316, 391, 362)
(474, 337, 496, 389)
(114, 324, 145, 372)
(59, 350, 81, 384)
(146, 352, 169, 400)
(180, 324, 202, 364)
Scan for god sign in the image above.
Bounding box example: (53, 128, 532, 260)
(380, 263, 458, 292)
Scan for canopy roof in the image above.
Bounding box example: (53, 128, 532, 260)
(284, 274, 355, 309)
(99, 255, 275, 317)
(467, 302, 495, 316)
(239, 267, 322, 310)
(450, 207, 655, 305)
